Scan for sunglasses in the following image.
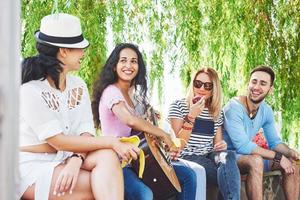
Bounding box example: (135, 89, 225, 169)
(193, 80, 213, 91)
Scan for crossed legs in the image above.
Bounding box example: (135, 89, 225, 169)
(22, 149, 123, 200)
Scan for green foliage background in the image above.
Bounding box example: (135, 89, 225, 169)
(21, 0, 299, 148)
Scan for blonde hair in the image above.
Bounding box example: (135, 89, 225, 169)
(186, 67, 222, 120)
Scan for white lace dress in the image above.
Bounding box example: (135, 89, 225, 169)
(18, 75, 95, 200)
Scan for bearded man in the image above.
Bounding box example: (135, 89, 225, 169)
(223, 65, 299, 200)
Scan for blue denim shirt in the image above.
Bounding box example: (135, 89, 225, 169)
(223, 98, 282, 154)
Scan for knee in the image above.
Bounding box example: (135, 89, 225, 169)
(98, 149, 120, 166)
(186, 168, 197, 187)
(248, 155, 264, 173)
(86, 149, 120, 167)
(192, 165, 206, 178)
(293, 164, 300, 177)
(176, 165, 197, 187)
(98, 148, 119, 159)
(142, 187, 153, 200)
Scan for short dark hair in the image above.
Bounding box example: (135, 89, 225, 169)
(250, 65, 275, 86)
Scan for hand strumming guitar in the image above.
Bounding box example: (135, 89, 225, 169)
(160, 132, 175, 150)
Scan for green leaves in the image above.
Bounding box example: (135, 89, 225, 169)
(22, 0, 300, 148)
(21, 0, 108, 93)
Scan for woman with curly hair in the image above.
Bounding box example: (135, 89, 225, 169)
(92, 43, 197, 200)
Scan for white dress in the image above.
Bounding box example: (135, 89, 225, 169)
(18, 75, 95, 200)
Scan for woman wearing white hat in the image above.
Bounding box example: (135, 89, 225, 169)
(19, 13, 139, 200)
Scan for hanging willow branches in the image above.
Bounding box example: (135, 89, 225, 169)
(21, 0, 299, 147)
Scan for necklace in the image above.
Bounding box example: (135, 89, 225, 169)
(245, 97, 257, 119)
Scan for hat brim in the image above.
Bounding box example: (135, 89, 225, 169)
(35, 31, 89, 49)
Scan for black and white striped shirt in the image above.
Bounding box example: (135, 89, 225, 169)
(168, 98, 223, 156)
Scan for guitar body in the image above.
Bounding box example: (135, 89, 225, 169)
(132, 131, 181, 200)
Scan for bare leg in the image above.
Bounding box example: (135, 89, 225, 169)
(271, 161, 300, 200)
(22, 149, 123, 200)
(83, 149, 124, 200)
(22, 165, 94, 200)
(237, 155, 264, 200)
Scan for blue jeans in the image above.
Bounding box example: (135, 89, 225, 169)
(123, 167, 153, 200)
(123, 162, 196, 200)
(178, 158, 206, 200)
(173, 160, 197, 200)
(182, 150, 241, 200)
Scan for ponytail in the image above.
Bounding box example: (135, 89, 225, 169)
(21, 42, 63, 89)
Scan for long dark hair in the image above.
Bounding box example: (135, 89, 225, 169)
(92, 43, 148, 129)
(22, 42, 63, 89)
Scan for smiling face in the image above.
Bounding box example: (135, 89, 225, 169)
(248, 71, 273, 104)
(115, 48, 139, 84)
(193, 72, 213, 99)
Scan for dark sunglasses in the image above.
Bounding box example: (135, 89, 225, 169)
(193, 80, 213, 91)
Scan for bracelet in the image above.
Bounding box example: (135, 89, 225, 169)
(271, 152, 282, 167)
(184, 115, 195, 125)
(273, 152, 282, 163)
(182, 124, 193, 130)
(70, 153, 85, 163)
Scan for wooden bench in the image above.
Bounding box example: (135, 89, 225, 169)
(240, 170, 284, 200)
(207, 170, 286, 200)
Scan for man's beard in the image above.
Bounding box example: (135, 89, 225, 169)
(248, 90, 269, 104)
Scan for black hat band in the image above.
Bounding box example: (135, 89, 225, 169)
(38, 32, 84, 44)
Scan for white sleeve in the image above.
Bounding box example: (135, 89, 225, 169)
(20, 84, 63, 141)
(76, 83, 95, 136)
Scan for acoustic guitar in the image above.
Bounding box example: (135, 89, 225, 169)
(131, 106, 181, 200)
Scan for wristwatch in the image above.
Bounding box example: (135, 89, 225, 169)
(70, 153, 85, 163)
(273, 152, 282, 163)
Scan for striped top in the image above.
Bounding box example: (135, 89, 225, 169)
(167, 98, 223, 156)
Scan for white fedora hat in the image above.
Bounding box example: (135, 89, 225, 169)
(35, 13, 89, 48)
